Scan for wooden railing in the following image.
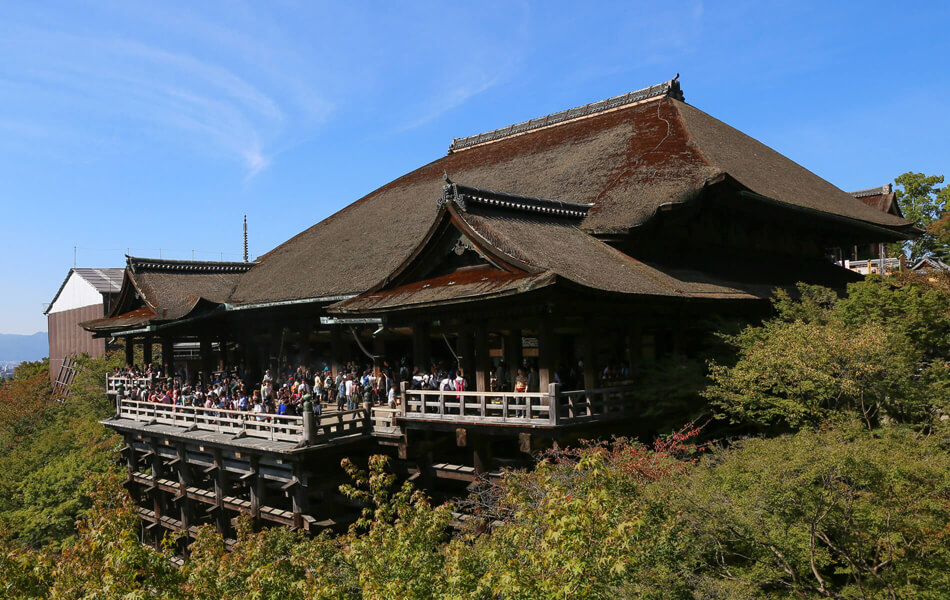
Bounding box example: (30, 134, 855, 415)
(313, 408, 368, 442)
(117, 398, 304, 443)
(114, 398, 387, 446)
(400, 384, 638, 426)
(107, 374, 167, 395)
(556, 386, 639, 422)
(370, 407, 401, 437)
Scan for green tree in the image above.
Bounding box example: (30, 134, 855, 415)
(706, 277, 950, 430)
(664, 425, 950, 599)
(892, 172, 950, 261)
(0, 352, 121, 549)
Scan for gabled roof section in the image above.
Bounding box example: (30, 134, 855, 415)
(332, 182, 783, 314)
(849, 184, 903, 218)
(82, 257, 254, 333)
(911, 256, 950, 272)
(44, 267, 124, 314)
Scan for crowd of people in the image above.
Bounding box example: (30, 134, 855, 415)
(113, 360, 407, 419)
(111, 354, 634, 421)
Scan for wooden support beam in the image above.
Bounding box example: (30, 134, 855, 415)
(582, 325, 598, 390)
(291, 465, 309, 530)
(473, 324, 491, 393)
(457, 330, 475, 387)
(473, 436, 491, 476)
(537, 319, 557, 391)
(142, 337, 153, 367)
(150, 438, 164, 521)
(248, 457, 262, 520)
(200, 338, 214, 386)
(330, 327, 344, 378)
(412, 321, 431, 372)
(506, 329, 522, 389)
(161, 338, 174, 374)
(628, 318, 642, 377)
(176, 445, 195, 531)
(212, 449, 228, 536)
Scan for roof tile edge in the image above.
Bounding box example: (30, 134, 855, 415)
(448, 75, 684, 153)
(127, 256, 257, 274)
(849, 184, 893, 198)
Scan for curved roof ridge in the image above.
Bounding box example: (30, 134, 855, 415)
(449, 76, 684, 153)
(671, 99, 913, 229)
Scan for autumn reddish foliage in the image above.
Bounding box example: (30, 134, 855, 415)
(0, 371, 53, 451)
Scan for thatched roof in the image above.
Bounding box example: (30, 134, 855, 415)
(332, 184, 846, 314)
(81, 258, 252, 332)
(230, 82, 912, 307)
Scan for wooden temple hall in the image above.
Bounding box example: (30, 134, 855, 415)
(83, 77, 916, 543)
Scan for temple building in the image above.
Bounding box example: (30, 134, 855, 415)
(45, 267, 124, 388)
(82, 78, 917, 543)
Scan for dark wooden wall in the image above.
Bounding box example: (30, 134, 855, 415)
(48, 304, 107, 383)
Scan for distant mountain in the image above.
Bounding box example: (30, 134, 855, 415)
(0, 332, 48, 363)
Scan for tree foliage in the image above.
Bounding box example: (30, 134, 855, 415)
(665, 425, 950, 599)
(892, 172, 950, 261)
(706, 276, 950, 430)
(0, 352, 121, 550)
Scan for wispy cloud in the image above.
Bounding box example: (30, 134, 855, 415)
(398, 75, 502, 132)
(0, 11, 334, 178)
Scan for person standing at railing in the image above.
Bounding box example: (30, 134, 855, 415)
(387, 383, 398, 408)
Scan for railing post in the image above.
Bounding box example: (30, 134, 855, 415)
(548, 383, 560, 425)
(399, 382, 408, 416)
(302, 399, 315, 446)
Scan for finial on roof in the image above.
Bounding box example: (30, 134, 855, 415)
(448, 76, 685, 153)
(443, 170, 453, 185)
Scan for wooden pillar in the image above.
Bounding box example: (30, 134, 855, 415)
(161, 338, 174, 375)
(473, 323, 491, 392)
(142, 337, 153, 367)
(672, 312, 686, 357)
(412, 322, 431, 372)
(627, 319, 642, 377)
(537, 320, 557, 390)
(244, 338, 261, 388)
(473, 435, 491, 476)
(269, 329, 283, 373)
(248, 456, 262, 520)
(219, 339, 230, 371)
(199, 338, 214, 385)
(457, 330, 475, 385)
(123, 437, 139, 501)
(582, 326, 597, 390)
(330, 328, 344, 378)
(506, 329, 522, 388)
(176, 445, 194, 531)
(150, 439, 163, 521)
(291, 466, 310, 530)
(211, 450, 228, 535)
(372, 337, 386, 372)
(124, 339, 134, 366)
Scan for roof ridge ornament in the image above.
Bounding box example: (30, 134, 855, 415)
(126, 256, 257, 274)
(440, 182, 592, 219)
(448, 75, 684, 153)
(849, 184, 893, 198)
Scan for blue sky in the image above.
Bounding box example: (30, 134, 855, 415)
(1, 1, 948, 335)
